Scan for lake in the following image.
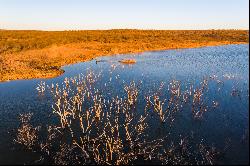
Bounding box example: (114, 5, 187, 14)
(0, 44, 249, 164)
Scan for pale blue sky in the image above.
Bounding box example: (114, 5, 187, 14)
(0, 0, 249, 30)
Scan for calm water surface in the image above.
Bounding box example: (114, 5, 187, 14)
(0, 44, 249, 164)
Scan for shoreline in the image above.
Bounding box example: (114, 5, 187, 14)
(0, 42, 248, 83)
(0, 29, 248, 82)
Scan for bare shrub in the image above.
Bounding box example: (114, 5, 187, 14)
(14, 71, 223, 165)
(14, 113, 39, 149)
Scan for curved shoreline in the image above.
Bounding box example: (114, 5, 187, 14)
(0, 42, 248, 83)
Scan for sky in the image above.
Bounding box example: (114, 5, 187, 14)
(0, 0, 249, 30)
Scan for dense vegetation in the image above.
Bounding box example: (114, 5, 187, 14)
(0, 30, 248, 81)
(0, 29, 248, 54)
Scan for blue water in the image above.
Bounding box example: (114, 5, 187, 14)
(0, 44, 249, 164)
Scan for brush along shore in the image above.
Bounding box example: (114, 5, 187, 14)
(0, 30, 248, 82)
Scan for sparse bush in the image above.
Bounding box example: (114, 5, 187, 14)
(14, 71, 226, 165)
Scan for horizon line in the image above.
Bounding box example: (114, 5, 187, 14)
(0, 28, 249, 31)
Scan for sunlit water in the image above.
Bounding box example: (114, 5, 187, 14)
(0, 44, 249, 164)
